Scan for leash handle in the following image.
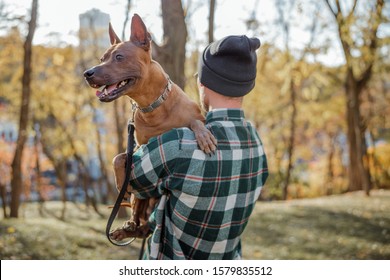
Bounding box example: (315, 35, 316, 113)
(105, 121, 136, 247)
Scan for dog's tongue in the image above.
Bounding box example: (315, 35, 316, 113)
(96, 84, 117, 97)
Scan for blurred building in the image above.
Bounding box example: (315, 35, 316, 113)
(79, 8, 110, 51)
(78, 9, 111, 186)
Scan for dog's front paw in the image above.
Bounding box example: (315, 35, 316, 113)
(110, 228, 132, 241)
(191, 120, 217, 155)
(109, 223, 151, 241)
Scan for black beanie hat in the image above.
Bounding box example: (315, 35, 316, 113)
(198, 35, 261, 97)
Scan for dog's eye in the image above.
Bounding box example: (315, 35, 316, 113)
(115, 54, 124, 61)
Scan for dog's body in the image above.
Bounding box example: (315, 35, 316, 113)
(84, 14, 215, 239)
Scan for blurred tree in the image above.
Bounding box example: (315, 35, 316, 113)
(1, 0, 388, 206)
(10, 0, 38, 218)
(363, 62, 390, 189)
(153, 0, 188, 89)
(121, 0, 132, 42)
(0, 0, 25, 30)
(246, 46, 349, 199)
(78, 13, 120, 206)
(33, 123, 45, 216)
(324, 0, 385, 195)
(0, 140, 9, 217)
(208, 0, 216, 43)
(32, 44, 107, 218)
(0, 27, 24, 113)
(113, 0, 133, 157)
(78, 6, 136, 219)
(275, 0, 298, 200)
(0, 182, 6, 218)
(274, 0, 322, 199)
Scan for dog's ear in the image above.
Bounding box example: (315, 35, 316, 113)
(130, 14, 151, 51)
(109, 22, 121, 45)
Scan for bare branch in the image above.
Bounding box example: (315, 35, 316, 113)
(299, 4, 319, 61)
(357, 0, 385, 88)
(348, 0, 358, 18)
(335, 0, 342, 17)
(324, 0, 338, 19)
(121, 0, 132, 41)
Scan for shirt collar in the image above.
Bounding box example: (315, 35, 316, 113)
(206, 108, 245, 123)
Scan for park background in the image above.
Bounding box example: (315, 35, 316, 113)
(0, 0, 389, 259)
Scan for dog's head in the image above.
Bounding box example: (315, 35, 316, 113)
(83, 14, 152, 102)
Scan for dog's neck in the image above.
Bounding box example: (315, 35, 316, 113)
(129, 61, 176, 113)
(132, 77, 172, 113)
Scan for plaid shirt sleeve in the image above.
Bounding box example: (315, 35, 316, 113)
(128, 131, 180, 199)
(128, 109, 268, 259)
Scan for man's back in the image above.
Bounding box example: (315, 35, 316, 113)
(130, 109, 268, 259)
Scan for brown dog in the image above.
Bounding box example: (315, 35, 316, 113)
(84, 14, 216, 240)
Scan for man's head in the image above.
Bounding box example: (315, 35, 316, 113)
(198, 35, 261, 98)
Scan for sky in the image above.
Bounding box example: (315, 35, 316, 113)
(1, 0, 354, 66)
(4, 0, 276, 46)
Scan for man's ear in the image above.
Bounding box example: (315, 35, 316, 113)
(109, 22, 121, 45)
(130, 14, 151, 51)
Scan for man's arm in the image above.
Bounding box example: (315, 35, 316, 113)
(128, 130, 179, 199)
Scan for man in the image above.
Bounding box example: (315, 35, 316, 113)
(119, 35, 268, 259)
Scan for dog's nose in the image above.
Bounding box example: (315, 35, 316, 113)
(84, 69, 95, 78)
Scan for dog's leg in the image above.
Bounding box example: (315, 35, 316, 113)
(112, 153, 131, 197)
(113, 152, 138, 227)
(190, 119, 218, 155)
(113, 152, 151, 237)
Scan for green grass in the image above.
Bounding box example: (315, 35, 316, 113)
(1, 190, 389, 260)
(242, 190, 390, 259)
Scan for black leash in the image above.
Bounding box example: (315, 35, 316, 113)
(105, 120, 136, 247)
(139, 238, 147, 260)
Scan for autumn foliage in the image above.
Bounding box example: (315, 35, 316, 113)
(0, 1, 389, 220)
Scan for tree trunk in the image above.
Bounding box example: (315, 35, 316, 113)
(121, 0, 132, 42)
(345, 70, 371, 194)
(324, 0, 384, 195)
(10, 0, 38, 218)
(58, 161, 67, 221)
(95, 110, 115, 203)
(0, 183, 7, 218)
(33, 123, 45, 216)
(94, 118, 116, 207)
(40, 136, 68, 220)
(153, 0, 187, 89)
(282, 79, 297, 200)
(208, 0, 216, 43)
(326, 132, 336, 196)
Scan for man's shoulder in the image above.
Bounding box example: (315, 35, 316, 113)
(161, 127, 195, 141)
(146, 127, 195, 146)
(160, 128, 198, 152)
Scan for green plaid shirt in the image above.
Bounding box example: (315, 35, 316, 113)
(129, 109, 268, 260)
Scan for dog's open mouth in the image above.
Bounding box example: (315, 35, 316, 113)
(93, 78, 135, 102)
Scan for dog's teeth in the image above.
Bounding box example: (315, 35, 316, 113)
(100, 88, 108, 98)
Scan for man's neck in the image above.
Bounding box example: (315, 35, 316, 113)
(208, 99, 242, 111)
(208, 105, 241, 111)
(203, 86, 243, 111)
